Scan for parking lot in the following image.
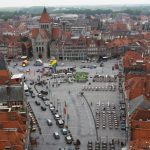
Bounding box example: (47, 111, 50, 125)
(8, 59, 126, 150)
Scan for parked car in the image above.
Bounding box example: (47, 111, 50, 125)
(51, 109, 57, 115)
(25, 92, 29, 96)
(49, 105, 55, 112)
(61, 128, 68, 135)
(56, 119, 64, 128)
(42, 96, 47, 101)
(53, 132, 60, 139)
(31, 126, 36, 132)
(54, 114, 60, 120)
(47, 119, 52, 126)
(38, 93, 43, 98)
(31, 93, 36, 98)
(44, 101, 50, 106)
(29, 89, 33, 94)
(30, 81, 34, 85)
(35, 101, 41, 106)
(40, 90, 48, 95)
(41, 106, 46, 111)
(65, 135, 73, 144)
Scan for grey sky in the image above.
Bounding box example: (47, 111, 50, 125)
(1, 0, 150, 7)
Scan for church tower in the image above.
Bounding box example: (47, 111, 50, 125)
(39, 7, 52, 36)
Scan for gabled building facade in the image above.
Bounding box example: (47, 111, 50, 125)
(31, 8, 52, 59)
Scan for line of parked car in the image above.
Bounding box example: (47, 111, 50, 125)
(99, 103, 119, 130)
(87, 140, 116, 150)
(48, 102, 74, 145)
(82, 84, 116, 92)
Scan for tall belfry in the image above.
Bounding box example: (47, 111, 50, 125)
(31, 7, 52, 59)
(39, 7, 52, 36)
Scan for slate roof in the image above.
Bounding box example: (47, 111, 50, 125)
(0, 85, 24, 102)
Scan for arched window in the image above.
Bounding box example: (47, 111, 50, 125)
(42, 47, 44, 53)
(39, 47, 41, 52)
(36, 47, 38, 53)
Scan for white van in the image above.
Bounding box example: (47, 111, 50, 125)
(47, 119, 52, 126)
(59, 73, 65, 77)
(52, 74, 58, 78)
(67, 73, 73, 77)
(24, 83, 29, 92)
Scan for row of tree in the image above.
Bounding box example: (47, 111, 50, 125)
(0, 6, 150, 21)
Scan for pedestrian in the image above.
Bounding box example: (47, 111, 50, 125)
(112, 139, 114, 144)
(118, 139, 120, 145)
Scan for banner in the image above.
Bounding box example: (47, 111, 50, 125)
(64, 107, 67, 115)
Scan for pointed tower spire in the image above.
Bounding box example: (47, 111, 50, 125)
(43, 7, 47, 13)
(39, 7, 50, 23)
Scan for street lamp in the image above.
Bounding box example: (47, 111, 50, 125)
(62, 42, 64, 61)
(48, 81, 51, 103)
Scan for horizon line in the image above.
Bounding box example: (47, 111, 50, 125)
(0, 3, 150, 8)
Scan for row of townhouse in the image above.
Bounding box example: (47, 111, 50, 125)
(0, 54, 32, 149)
(122, 51, 150, 150)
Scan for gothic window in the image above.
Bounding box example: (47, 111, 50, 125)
(42, 47, 44, 53)
(36, 47, 38, 53)
(39, 47, 41, 52)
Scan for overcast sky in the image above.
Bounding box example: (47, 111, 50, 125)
(1, 0, 150, 7)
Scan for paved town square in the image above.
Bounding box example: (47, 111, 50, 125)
(8, 59, 126, 150)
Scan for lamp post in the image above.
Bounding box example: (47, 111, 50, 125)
(62, 41, 64, 61)
(48, 81, 51, 103)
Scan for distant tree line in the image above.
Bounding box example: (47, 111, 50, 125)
(0, 6, 150, 21)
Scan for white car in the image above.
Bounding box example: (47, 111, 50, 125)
(45, 101, 50, 106)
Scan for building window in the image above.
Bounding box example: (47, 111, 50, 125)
(42, 47, 44, 53)
(39, 47, 41, 52)
(36, 47, 38, 53)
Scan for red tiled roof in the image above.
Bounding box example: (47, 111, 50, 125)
(125, 77, 144, 100)
(125, 75, 150, 100)
(0, 112, 25, 124)
(39, 7, 52, 23)
(0, 121, 27, 134)
(129, 109, 150, 149)
(107, 38, 129, 48)
(0, 131, 24, 150)
(108, 22, 128, 32)
(0, 112, 27, 150)
(31, 28, 39, 39)
(123, 51, 142, 68)
(52, 27, 61, 39)
(31, 28, 49, 39)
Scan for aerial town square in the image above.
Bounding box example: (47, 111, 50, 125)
(0, 2, 150, 150)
